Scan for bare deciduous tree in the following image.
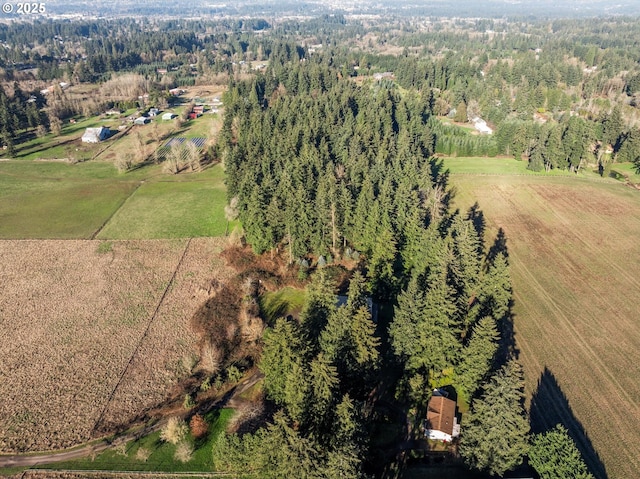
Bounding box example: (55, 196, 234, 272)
(115, 152, 135, 173)
(185, 141, 201, 172)
(163, 142, 184, 174)
(160, 417, 188, 445)
(48, 113, 62, 136)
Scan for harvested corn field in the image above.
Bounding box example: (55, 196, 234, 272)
(0, 238, 231, 452)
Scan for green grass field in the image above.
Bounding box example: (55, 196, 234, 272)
(441, 156, 606, 178)
(39, 409, 233, 473)
(608, 161, 640, 183)
(0, 161, 146, 238)
(259, 286, 307, 325)
(11, 116, 123, 162)
(0, 109, 228, 240)
(448, 158, 640, 479)
(97, 164, 231, 239)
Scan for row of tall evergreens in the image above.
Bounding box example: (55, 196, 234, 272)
(215, 57, 594, 478)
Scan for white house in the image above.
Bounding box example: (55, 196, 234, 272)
(424, 395, 460, 442)
(472, 117, 493, 135)
(162, 112, 177, 121)
(81, 127, 110, 143)
(134, 116, 150, 125)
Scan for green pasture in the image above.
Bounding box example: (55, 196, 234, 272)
(97, 164, 231, 239)
(440, 156, 599, 178)
(12, 116, 122, 162)
(38, 408, 233, 473)
(0, 108, 227, 240)
(0, 161, 145, 239)
(608, 161, 640, 183)
(440, 156, 640, 185)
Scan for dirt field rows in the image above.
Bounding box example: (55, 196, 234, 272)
(0, 238, 230, 453)
(452, 174, 640, 479)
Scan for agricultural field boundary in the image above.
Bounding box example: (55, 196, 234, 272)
(89, 181, 145, 240)
(91, 238, 193, 436)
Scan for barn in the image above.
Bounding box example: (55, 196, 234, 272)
(81, 127, 110, 143)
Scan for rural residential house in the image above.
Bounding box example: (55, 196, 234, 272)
(134, 116, 151, 125)
(425, 394, 460, 442)
(472, 116, 493, 135)
(162, 112, 177, 120)
(81, 126, 110, 143)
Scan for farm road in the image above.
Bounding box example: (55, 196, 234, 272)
(0, 370, 263, 469)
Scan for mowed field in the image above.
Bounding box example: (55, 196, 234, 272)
(0, 237, 232, 452)
(0, 161, 230, 240)
(449, 159, 640, 479)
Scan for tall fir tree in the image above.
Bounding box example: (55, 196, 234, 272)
(529, 424, 595, 479)
(460, 360, 530, 476)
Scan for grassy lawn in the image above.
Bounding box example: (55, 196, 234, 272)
(608, 161, 640, 183)
(259, 286, 307, 324)
(97, 163, 231, 239)
(439, 116, 478, 132)
(440, 156, 605, 178)
(0, 161, 147, 239)
(183, 113, 220, 138)
(38, 409, 233, 473)
(440, 156, 640, 186)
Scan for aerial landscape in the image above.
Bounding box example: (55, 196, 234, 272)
(1, 0, 639, 478)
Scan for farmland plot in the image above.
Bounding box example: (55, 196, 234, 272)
(0, 238, 230, 452)
(451, 173, 640, 479)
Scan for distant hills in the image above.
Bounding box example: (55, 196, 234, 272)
(35, 0, 640, 19)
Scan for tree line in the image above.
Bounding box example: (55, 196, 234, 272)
(217, 55, 595, 478)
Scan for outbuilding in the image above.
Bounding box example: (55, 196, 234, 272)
(81, 126, 110, 143)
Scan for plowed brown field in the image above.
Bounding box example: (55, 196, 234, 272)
(452, 174, 640, 479)
(0, 238, 231, 453)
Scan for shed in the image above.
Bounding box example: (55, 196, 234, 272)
(134, 117, 150, 125)
(81, 127, 110, 143)
(162, 112, 176, 121)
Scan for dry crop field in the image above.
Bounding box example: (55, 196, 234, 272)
(451, 172, 640, 479)
(0, 238, 232, 453)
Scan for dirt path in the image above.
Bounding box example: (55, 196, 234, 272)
(23, 471, 232, 477)
(0, 371, 263, 469)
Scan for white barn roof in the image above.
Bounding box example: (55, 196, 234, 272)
(81, 127, 110, 143)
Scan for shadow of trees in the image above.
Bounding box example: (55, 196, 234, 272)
(483, 225, 518, 366)
(487, 227, 509, 265)
(530, 367, 609, 479)
(466, 202, 485, 246)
